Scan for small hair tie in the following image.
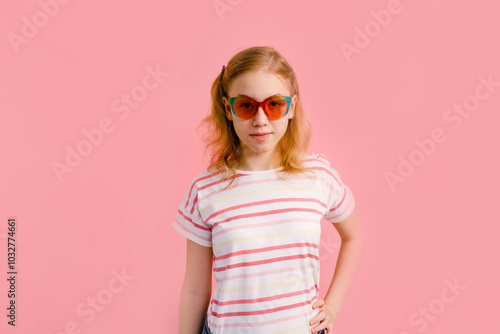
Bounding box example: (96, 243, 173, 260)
(221, 65, 226, 76)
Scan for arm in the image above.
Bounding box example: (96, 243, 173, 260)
(178, 239, 213, 334)
(310, 210, 365, 333)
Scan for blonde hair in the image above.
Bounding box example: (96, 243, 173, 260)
(198, 46, 314, 188)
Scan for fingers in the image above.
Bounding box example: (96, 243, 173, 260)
(312, 298, 325, 309)
(309, 308, 325, 324)
(310, 321, 327, 334)
(311, 320, 331, 334)
(310, 299, 331, 334)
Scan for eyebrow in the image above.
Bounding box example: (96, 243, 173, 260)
(236, 94, 283, 99)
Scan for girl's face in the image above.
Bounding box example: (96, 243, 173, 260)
(222, 69, 297, 168)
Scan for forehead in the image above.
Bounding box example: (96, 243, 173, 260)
(227, 70, 290, 100)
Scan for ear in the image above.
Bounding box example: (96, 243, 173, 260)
(222, 96, 233, 121)
(288, 94, 297, 119)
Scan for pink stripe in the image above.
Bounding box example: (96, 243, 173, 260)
(197, 176, 266, 202)
(198, 173, 246, 191)
(200, 174, 337, 205)
(212, 217, 318, 238)
(173, 219, 211, 242)
(177, 209, 211, 231)
(328, 197, 354, 221)
(207, 197, 327, 222)
(198, 169, 330, 203)
(216, 264, 319, 281)
(212, 207, 324, 229)
(211, 295, 316, 317)
(328, 187, 347, 213)
(303, 157, 330, 167)
(208, 308, 316, 329)
(212, 285, 317, 306)
(200, 177, 276, 202)
(214, 253, 319, 272)
(215, 243, 318, 261)
(308, 166, 341, 186)
(185, 172, 244, 218)
(190, 194, 198, 215)
(184, 170, 222, 209)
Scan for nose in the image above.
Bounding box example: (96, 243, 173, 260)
(252, 106, 268, 126)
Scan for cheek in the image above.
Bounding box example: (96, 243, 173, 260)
(274, 120, 290, 137)
(231, 121, 246, 139)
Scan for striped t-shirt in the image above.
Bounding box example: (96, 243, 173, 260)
(172, 152, 355, 334)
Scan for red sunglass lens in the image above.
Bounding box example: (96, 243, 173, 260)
(233, 98, 257, 119)
(265, 97, 288, 119)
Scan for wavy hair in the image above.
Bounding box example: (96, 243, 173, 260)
(198, 46, 314, 188)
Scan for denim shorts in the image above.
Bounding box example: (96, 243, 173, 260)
(202, 315, 211, 334)
(202, 315, 326, 334)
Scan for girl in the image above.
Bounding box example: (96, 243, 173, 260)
(173, 46, 365, 334)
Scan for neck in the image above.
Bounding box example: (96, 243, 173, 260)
(238, 151, 279, 171)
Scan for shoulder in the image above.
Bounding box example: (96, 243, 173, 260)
(302, 152, 345, 185)
(185, 166, 229, 193)
(301, 152, 333, 169)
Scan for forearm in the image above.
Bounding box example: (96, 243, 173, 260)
(178, 288, 211, 334)
(323, 236, 365, 316)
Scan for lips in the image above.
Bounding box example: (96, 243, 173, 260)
(250, 132, 272, 141)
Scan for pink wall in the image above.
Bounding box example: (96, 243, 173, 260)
(1, 0, 499, 333)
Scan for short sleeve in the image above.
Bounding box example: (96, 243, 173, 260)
(171, 177, 212, 247)
(322, 164, 356, 224)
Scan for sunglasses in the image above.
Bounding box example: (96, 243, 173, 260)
(228, 95, 292, 120)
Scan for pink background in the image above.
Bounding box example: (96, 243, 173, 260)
(1, 0, 499, 333)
